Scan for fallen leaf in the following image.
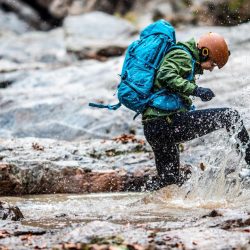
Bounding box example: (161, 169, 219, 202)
(32, 142, 45, 151)
(200, 162, 206, 171)
(0, 230, 10, 239)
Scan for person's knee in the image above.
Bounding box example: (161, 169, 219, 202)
(224, 108, 242, 129)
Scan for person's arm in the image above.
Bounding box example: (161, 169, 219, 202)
(156, 49, 197, 95)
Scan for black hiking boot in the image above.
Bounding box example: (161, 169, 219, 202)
(144, 165, 193, 190)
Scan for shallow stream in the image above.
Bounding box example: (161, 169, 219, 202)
(2, 180, 250, 230)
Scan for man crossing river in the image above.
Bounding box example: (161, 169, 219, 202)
(142, 32, 250, 190)
(89, 21, 250, 191)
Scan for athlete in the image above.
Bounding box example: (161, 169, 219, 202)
(142, 32, 250, 190)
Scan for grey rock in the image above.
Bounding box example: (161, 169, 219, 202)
(0, 137, 155, 195)
(0, 28, 69, 66)
(0, 57, 142, 140)
(0, 9, 32, 35)
(62, 221, 149, 245)
(0, 201, 24, 221)
(64, 11, 137, 59)
(0, 21, 249, 142)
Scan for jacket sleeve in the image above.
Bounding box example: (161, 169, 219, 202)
(156, 49, 197, 95)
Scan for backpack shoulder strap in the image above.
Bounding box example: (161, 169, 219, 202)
(166, 45, 196, 81)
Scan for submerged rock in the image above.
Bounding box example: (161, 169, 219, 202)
(0, 201, 24, 221)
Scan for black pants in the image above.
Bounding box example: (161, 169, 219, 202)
(143, 108, 250, 187)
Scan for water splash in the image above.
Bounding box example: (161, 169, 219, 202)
(147, 128, 250, 209)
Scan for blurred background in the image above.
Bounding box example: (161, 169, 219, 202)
(1, 0, 250, 30)
(0, 0, 249, 141)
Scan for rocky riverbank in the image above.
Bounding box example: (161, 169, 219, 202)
(0, 0, 249, 30)
(1, 193, 250, 250)
(0, 136, 157, 195)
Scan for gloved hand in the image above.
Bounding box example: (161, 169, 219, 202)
(192, 87, 215, 102)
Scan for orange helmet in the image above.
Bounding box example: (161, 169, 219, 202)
(198, 32, 230, 69)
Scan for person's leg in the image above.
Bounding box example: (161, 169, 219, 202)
(143, 118, 184, 189)
(153, 142, 180, 185)
(168, 108, 250, 164)
(143, 108, 250, 190)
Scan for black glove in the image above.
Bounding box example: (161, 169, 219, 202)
(192, 87, 215, 102)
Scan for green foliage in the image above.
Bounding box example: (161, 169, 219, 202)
(228, 0, 246, 11)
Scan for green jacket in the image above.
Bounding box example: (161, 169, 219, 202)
(142, 38, 203, 121)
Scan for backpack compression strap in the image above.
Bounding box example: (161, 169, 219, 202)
(89, 102, 121, 110)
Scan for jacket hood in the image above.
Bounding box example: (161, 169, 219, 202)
(177, 38, 203, 74)
(177, 38, 199, 60)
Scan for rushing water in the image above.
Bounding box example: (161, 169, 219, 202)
(2, 178, 250, 231)
(2, 135, 250, 230)
(2, 159, 250, 249)
(1, 161, 250, 243)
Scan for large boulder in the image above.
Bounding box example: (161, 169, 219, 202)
(0, 28, 69, 67)
(63, 11, 137, 59)
(0, 137, 156, 195)
(0, 57, 142, 140)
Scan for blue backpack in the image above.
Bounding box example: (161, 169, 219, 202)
(89, 20, 195, 118)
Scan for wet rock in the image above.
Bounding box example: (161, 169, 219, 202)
(0, 56, 142, 140)
(0, 28, 68, 66)
(0, 201, 24, 221)
(0, 9, 32, 35)
(221, 217, 250, 230)
(61, 221, 149, 246)
(0, 220, 49, 249)
(0, 137, 155, 195)
(202, 210, 223, 218)
(154, 227, 250, 249)
(64, 12, 137, 59)
(0, 164, 22, 195)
